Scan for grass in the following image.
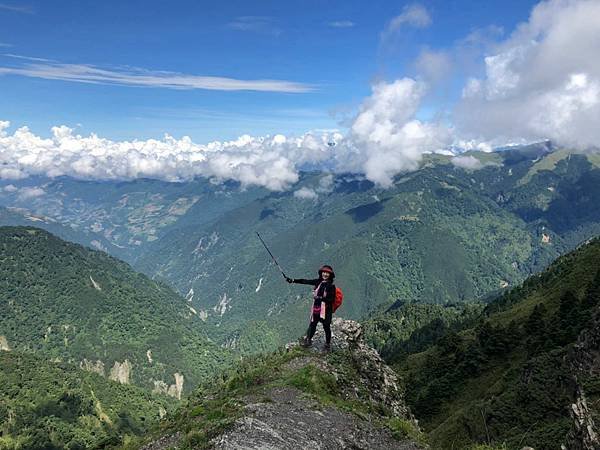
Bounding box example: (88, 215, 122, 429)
(387, 417, 428, 446)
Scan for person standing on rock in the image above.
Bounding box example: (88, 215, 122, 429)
(287, 265, 336, 351)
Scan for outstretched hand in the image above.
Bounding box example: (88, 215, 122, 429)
(286, 277, 293, 283)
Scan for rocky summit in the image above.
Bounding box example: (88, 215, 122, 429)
(141, 319, 425, 449)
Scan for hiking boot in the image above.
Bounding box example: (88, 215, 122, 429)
(323, 343, 331, 352)
(299, 337, 312, 348)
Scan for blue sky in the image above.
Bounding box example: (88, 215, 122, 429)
(0, 0, 540, 142)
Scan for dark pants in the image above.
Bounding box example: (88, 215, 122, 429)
(307, 313, 331, 344)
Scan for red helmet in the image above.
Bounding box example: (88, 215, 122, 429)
(318, 265, 335, 279)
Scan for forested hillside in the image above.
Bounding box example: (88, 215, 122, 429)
(0, 351, 172, 450)
(387, 238, 600, 449)
(0, 227, 232, 395)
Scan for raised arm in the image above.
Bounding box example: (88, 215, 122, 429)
(286, 277, 319, 285)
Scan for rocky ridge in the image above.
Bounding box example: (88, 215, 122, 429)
(142, 319, 424, 449)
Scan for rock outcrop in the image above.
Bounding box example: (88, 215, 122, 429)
(563, 311, 600, 450)
(289, 318, 413, 419)
(153, 373, 185, 400)
(109, 359, 132, 384)
(213, 319, 421, 449)
(141, 319, 423, 450)
(0, 335, 10, 351)
(80, 358, 105, 376)
(213, 386, 419, 450)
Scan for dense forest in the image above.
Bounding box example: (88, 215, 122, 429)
(381, 238, 600, 449)
(0, 227, 232, 393)
(0, 351, 172, 450)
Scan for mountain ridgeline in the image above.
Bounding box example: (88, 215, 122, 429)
(0, 227, 232, 397)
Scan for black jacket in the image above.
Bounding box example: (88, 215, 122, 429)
(291, 278, 336, 307)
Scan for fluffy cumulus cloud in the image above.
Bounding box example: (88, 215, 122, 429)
(3, 1, 597, 191)
(383, 4, 431, 37)
(456, 0, 600, 149)
(293, 187, 319, 200)
(349, 79, 451, 186)
(2, 184, 17, 192)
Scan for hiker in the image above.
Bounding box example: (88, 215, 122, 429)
(287, 265, 336, 351)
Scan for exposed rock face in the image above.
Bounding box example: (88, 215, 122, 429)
(89, 275, 102, 291)
(80, 358, 105, 376)
(168, 373, 184, 400)
(290, 318, 412, 418)
(212, 319, 420, 449)
(0, 335, 10, 351)
(153, 373, 185, 400)
(564, 386, 599, 450)
(109, 359, 132, 384)
(564, 311, 600, 450)
(213, 387, 420, 450)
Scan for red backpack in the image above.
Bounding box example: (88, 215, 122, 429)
(333, 287, 344, 312)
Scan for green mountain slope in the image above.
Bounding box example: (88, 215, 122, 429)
(0, 351, 171, 450)
(364, 301, 485, 363)
(0, 226, 232, 395)
(135, 148, 600, 352)
(390, 238, 600, 449)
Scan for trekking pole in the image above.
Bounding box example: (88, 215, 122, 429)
(256, 232, 288, 279)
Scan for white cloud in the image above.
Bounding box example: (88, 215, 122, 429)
(317, 173, 334, 192)
(2, 184, 17, 192)
(382, 4, 431, 40)
(348, 79, 451, 187)
(0, 121, 302, 190)
(451, 155, 483, 170)
(0, 3, 33, 14)
(0, 83, 451, 190)
(0, 60, 314, 93)
(414, 49, 453, 83)
(17, 186, 45, 200)
(456, 0, 600, 149)
(329, 20, 355, 28)
(293, 187, 318, 200)
(453, 139, 493, 153)
(0, 70, 454, 190)
(293, 173, 335, 200)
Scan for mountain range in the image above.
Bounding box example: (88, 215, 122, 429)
(4, 145, 598, 351)
(1, 144, 600, 449)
